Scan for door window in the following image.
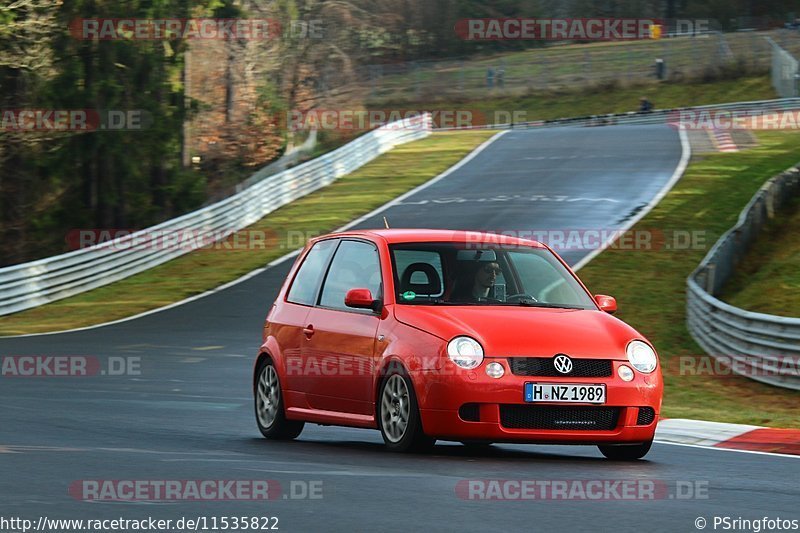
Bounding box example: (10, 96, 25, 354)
(320, 240, 381, 310)
(286, 239, 337, 305)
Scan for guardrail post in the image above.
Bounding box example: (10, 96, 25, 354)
(705, 264, 716, 295)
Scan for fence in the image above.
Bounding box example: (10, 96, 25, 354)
(0, 115, 431, 317)
(686, 166, 800, 390)
(343, 30, 797, 103)
(768, 37, 800, 97)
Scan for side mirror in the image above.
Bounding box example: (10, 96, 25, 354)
(345, 288, 380, 311)
(594, 294, 617, 314)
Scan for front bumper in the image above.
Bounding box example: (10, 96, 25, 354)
(411, 358, 663, 444)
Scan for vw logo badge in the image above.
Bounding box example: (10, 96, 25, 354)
(554, 354, 573, 374)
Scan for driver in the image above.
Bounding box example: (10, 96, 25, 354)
(452, 261, 501, 302)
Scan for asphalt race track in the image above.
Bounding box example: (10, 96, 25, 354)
(2, 125, 798, 532)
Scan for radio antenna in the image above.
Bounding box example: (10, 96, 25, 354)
(383, 216, 390, 229)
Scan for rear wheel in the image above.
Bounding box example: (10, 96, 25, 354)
(255, 358, 304, 440)
(598, 439, 653, 460)
(378, 370, 434, 453)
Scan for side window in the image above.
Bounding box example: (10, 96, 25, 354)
(394, 250, 444, 297)
(320, 240, 381, 310)
(286, 239, 337, 305)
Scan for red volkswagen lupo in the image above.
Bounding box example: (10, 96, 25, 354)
(254, 230, 663, 459)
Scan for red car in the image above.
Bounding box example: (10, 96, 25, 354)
(254, 230, 663, 460)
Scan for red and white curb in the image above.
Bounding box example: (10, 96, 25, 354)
(710, 128, 739, 153)
(656, 419, 800, 456)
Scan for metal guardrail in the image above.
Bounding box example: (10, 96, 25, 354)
(687, 165, 800, 390)
(0, 115, 431, 317)
(435, 97, 800, 131)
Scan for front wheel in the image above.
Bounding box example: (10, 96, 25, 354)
(597, 439, 653, 460)
(255, 358, 304, 440)
(378, 370, 434, 453)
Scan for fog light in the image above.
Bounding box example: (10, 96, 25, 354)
(618, 364, 634, 382)
(485, 362, 505, 379)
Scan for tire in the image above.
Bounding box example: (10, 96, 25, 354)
(255, 357, 304, 440)
(377, 369, 435, 453)
(598, 439, 653, 460)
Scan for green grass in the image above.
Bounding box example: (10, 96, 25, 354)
(366, 31, 778, 101)
(720, 193, 800, 317)
(0, 131, 496, 336)
(380, 76, 777, 125)
(578, 130, 800, 428)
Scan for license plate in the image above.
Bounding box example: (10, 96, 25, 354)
(524, 383, 606, 404)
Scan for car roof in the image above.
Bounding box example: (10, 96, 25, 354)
(317, 229, 545, 248)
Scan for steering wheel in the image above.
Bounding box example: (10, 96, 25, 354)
(506, 293, 538, 303)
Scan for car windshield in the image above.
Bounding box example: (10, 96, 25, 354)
(390, 242, 596, 309)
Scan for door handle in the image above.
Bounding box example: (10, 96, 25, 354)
(303, 325, 315, 338)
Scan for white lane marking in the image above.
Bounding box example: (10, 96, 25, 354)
(655, 440, 800, 460)
(336, 130, 509, 231)
(395, 195, 620, 206)
(239, 468, 425, 477)
(571, 127, 691, 272)
(655, 418, 759, 447)
(4, 131, 508, 339)
(179, 357, 206, 363)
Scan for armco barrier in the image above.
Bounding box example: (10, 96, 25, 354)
(686, 165, 800, 390)
(0, 115, 431, 317)
(435, 97, 800, 131)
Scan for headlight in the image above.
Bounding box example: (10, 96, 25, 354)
(447, 336, 484, 369)
(626, 340, 657, 374)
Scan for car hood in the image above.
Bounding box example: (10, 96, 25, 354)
(392, 305, 646, 359)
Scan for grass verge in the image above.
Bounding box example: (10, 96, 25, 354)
(0, 131, 496, 336)
(578, 130, 800, 428)
(365, 31, 778, 102)
(720, 192, 800, 317)
(378, 76, 776, 124)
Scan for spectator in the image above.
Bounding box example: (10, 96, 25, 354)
(639, 96, 654, 113)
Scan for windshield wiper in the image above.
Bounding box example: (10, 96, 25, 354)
(409, 298, 480, 306)
(513, 299, 586, 309)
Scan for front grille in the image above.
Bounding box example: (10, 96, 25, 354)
(459, 403, 481, 422)
(500, 405, 620, 431)
(508, 357, 613, 377)
(636, 407, 656, 426)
